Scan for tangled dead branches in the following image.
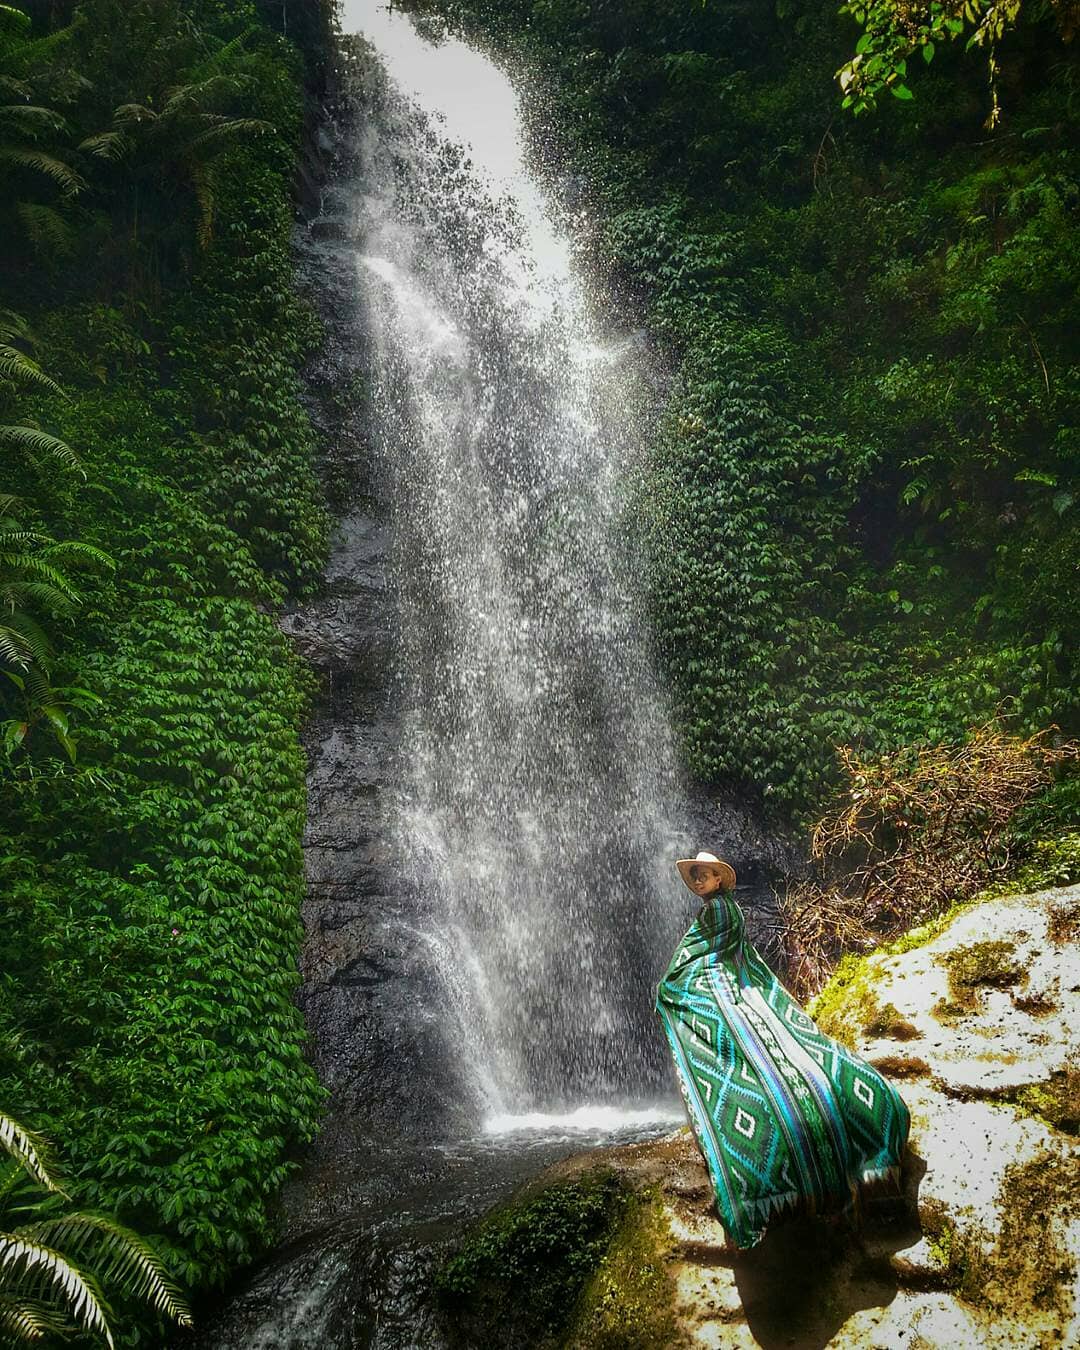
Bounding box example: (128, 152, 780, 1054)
(781, 721, 1079, 999)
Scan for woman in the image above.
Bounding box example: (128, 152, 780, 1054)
(655, 851, 910, 1252)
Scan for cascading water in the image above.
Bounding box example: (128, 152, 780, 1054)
(349, 4, 693, 1123)
(189, 14, 794, 1346)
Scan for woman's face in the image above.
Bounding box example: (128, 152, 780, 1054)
(688, 865, 722, 897)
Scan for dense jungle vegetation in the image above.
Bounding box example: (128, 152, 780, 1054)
(1, 0, 332, 1341)
(2, 0, 1078, 1342)
(431, 0, 1080, 819)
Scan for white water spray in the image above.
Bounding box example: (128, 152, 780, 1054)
(342, 2, 693, 1121)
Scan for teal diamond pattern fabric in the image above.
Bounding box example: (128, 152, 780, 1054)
(656, 892, 910, 1250)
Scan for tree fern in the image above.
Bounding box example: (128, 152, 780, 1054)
(101, 27, 274, 247)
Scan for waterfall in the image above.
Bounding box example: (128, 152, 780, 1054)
(343, 3, 693, 1123)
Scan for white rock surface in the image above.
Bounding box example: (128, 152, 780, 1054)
(552, 884, 1080, 1349)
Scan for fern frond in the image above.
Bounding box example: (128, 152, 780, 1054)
(77, 129, 129, 161)
(161, 72, 243, 117)
(0, 5, 31, 38)
(15, 203, 74, 258)
(0, 630, 34, 667)
(112, 102, 158, 125)
(0, 1235, 113, 1348)
(0, 493, 25, 520)
(0, 105, 68, 135)
(188, 30, 253, 81)
(185, 117, 271, 153)
(0, 346, 65, 397)
(0, 1116, 60, 1194)
(0, 426, 82, 471)
(0, 1293, 75, 1340)
(44, 540, 115, 571)
(18, 1214, 192, 1329)
(0, 614, 52, 667)
(189, 158, 215, 249)
(16, 663, 50, 709)
(1, 16, 74, 78)
(0, 528, 53, 548)
(0, 146, 85, 196)
(0, 309, 34, 345)
(0, 76, 32, 100)
(2, 575, 81, 607)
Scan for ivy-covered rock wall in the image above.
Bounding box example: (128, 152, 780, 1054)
(0, 0, 332, 1312)
(431, 0, 1080, 817)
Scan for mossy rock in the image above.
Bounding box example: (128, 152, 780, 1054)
(811, 967, 918, 1047)
(433, 1168, 682, 1349)
(433, 1168, 636, 1347)
(565, 1187, 683, 1350)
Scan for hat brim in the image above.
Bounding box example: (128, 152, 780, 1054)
(676, 857, 737, 892)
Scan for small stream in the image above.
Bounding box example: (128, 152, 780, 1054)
(193, 11, 796, 1346)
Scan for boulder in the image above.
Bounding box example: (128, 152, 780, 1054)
(434, 883, 1080, 1348)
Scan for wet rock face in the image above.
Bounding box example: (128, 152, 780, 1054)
(191, 1225, 454, 1350)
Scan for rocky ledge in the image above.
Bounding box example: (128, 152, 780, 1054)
(433, 883, 1080, 1349)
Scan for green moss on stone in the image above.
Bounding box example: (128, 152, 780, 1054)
(942, 940, 1022, 989)
(434, 1168, 629, 1347)
(565, 1187, 683, 1350)
(865, 1002, 921, 1040)
(921, 1151, 1079, 1326)
(809, 895, 985, 1040)
(810, 964, 921, 1047)
(935, 941, 1023, 1017)
(807, 953, 878, 1046)
(1047, 887, 1080, 944)
(869, 1054, 931, 1078)
(1014, 1070, 1080, 1136)
(977, 1153, 1080, 1320)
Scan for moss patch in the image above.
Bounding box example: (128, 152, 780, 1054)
(808, 954, 880, 1047)
(942, 940, 1023, 989)
(917, 1197, 991, 1304)
(934, 941, 1023, 1017)
(921, 1152, 1079, 1326)
(865, 1002, 921, 1041)
(434, 1169, 630, 1348)
(870, 1054, 932, 1078)
(564, 1187, 683, 1350)
(978, 1152, 1080, 1321)
(1047, 888, 1080, 944)
(1014, 1070, 1080, 1136)
(809, 965, 920, 1047)
(809, 894, 984, 1041)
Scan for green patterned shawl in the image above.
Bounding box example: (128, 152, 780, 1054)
(655, 892, 910, 1250)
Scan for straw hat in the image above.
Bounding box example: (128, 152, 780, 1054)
(676, 850, 737, 893)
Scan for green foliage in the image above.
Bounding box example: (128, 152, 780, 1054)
(834, 0, 1075, 127)
(435, 1170, 630, 1346)
(437, 0, 1080, 819)
(0, 309, 115, 761)
(0, 1108, 193, 1346)
(0, 0, 330, 1333)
